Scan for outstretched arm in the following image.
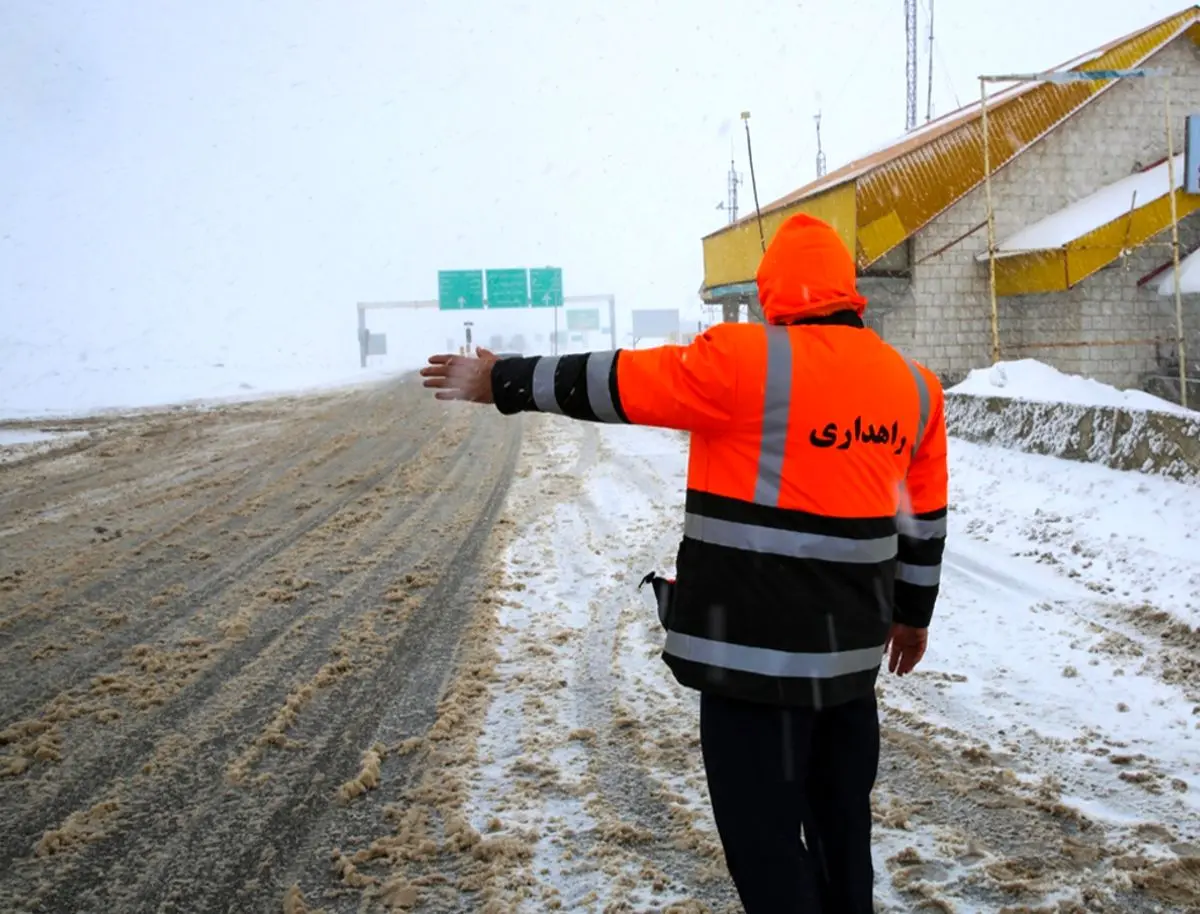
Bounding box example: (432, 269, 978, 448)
(422, 328, 741, 433)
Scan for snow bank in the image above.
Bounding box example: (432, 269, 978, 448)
(949, 359, 1192, 415)
(946, 394, 1200, 483)
(946, 360, 1200, 482)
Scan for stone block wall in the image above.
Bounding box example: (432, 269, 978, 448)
(946, 392, 1200, 483)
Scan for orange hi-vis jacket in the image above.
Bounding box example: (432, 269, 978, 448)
(489, 214, 949, 708)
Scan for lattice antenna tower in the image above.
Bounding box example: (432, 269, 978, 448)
(815, 112, 826, 177)
(925, 0, 935, 121)
(905, 0, 918, 130)
(716, 139, 743, 224)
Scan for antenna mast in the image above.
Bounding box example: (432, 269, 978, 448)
(726, 150, 741, 224)
(716, 140, 743, 224)
(905, 0, 918, 130)
(741, 111, 766, 253)
(814, 112, 826, 177)
(925, 0, 935, 121)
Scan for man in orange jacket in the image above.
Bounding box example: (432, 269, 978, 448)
(422, 213, 948, 913)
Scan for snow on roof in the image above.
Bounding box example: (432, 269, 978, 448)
(981, 155, 1183, 260)
(1156, 244, 1200, 295)
(949, 358, 1195, 415)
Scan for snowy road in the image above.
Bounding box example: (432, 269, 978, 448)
(1, 398, 1196, 912)
(0, 381, 521, 913)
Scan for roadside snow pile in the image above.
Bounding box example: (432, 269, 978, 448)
(950, 359, 1192, 415)
(946, 360, 1200, 482)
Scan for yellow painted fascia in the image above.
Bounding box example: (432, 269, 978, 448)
(857, 209, 909, 267)
(993, 251, 1066, 296)
(993, 188, 1200, 295)
(701, 183, 856, 290)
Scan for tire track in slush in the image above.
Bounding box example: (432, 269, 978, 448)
(0, 402, 521, 914)
(568, 438, 739, 909)
(0, 412, 251, 524)
(0, 402, 309, 516)
(0, 389, 414, 649)
(875, 710, 1180, 914)
(0, 423, 345, 635)
(212, 421, 522, 914)
(0, 393, 387, 574)
(0, 403, 459, 727)
(0, 415, 486, 877)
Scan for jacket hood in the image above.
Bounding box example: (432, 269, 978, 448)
(755, 213, 867, 323)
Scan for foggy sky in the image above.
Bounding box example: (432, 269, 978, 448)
(0, 0, 1189, 367)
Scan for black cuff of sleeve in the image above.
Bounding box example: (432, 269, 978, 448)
(491, 356, 537, 415)
(893, 601, 934, 629)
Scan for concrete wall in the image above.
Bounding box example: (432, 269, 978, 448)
(873, 37, 1200, 391)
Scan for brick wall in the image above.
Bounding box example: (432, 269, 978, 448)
(876, 36, 1200, 393)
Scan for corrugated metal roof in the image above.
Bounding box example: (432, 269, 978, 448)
(703, 5, 1200, 249)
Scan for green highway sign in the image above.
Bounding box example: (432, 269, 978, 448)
(566, 308, 600, 331)
(530, 267, 564, 307)
(438, 270, 484, 310)
(485, 269, 529, 308)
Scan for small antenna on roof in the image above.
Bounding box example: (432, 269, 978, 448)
(741, 111, 766, 253)
(715, 138, 743, 224)
(815, 111, 827, 177)
(925, 0, 936, 121)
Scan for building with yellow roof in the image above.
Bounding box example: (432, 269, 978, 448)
(700, 6, 1200, 402)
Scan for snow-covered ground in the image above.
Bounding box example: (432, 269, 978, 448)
(950, 359, 1197, 416)
(468, 414, 1200, 911)
(0, 360, 405, 420)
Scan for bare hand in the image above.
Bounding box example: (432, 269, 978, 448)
(885, 623, 928, 676)
(420, 347, 498, 403)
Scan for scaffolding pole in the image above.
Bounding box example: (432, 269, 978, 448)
(1165, 75, 1189, 409)
(978, 66, 1187, 408)
(980, 79, 1000, 365)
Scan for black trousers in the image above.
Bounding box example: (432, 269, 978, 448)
(700, 691, 880, 913)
